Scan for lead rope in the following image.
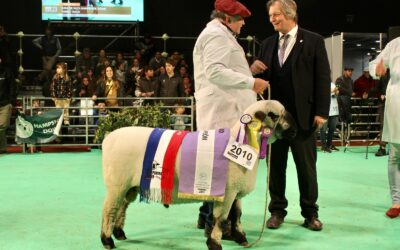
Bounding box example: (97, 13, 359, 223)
(245, 90, 272, 248)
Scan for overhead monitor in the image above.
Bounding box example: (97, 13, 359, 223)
(42, 0, 144, 22)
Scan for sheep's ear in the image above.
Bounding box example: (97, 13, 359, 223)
(267, 111, 280, 122)
(254, 111, 267, 121)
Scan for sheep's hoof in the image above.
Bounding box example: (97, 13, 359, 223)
(232, 231, 248, 245)
(113, 228, 127, 240)
(101, 233, 116, 249)
(206, 237, 222, 250)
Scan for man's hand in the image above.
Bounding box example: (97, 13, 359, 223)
(314, 116, 327, 130)
(375, 59, 387, 77)
(252, 78, 270, 94)
(250, 60, 268, 75)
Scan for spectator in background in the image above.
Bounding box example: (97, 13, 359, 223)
(178, 65, 189, 78)
(114, 62, 126, 89)
(92, 66, 124, 112)
(125, 58, 142, 96)
(136, 66, 157, 98)
(170, 103, 189, 130)
(134, 34, 155, 65)
(32, 26, 62, 83)
(77, 74, 96, 98)
(182, 75, 193, 97)
(96, 58, 111, 84)
(158, 65, 166, 78)
(0, 45, 16, 154)
(149, 51, 166, 76)
(336, 67, 354, 127)
(157, 58, 184, 107)
(50, 62, 72, 125)
(76, 47, 95, 73)
(111, 52, 128, 72)
(170, 51, 182, 70)
(369, 37, 400, 219)
(0, 25, 11, 67)
(94, 49, 108, 78)
(320, 83, 339, 153)
(353, 67, 377, 99)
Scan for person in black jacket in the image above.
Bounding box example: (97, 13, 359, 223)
(32, 27, 62, 83)
(0, 46, 16, 154)
(336, 67, 354, 125)
(366, 70, 390, 156)
(250, 0, 330, 231)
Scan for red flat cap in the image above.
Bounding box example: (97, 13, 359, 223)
(215, 0, 251, 18)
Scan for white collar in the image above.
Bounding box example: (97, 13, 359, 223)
(279, 25, 298, 39)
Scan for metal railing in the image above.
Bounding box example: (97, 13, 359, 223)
(8, 32, 257, 74)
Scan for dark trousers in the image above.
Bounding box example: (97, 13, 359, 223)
(268, 129, 319, 219)
(337, 95, 352, 124)
(320, 115, 338, 148)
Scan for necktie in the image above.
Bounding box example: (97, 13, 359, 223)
(279, 34, 289, 67)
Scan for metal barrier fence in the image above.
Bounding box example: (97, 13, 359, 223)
(7, 96, 194, 153)
(8, 32, 257, 74)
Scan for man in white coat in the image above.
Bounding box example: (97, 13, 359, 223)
(369, 36, 400, 218)
(193, 0, 269, 238)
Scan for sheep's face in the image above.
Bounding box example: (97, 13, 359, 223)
(251, 100, 297, 144)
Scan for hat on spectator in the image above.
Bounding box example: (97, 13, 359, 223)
(215, 0, 251, 18)
(363, 66, 369, 72)
(344, 66, 353, 71)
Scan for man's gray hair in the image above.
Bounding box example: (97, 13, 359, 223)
(210, 10, 242, 22)
(266, 0, 298, 23)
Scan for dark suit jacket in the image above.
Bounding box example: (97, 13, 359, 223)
(257, 28, 331, 131)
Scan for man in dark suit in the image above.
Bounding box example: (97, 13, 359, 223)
(251, 0, 330, 231)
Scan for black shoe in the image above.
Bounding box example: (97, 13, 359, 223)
(330, 145, 339, 151)
(375, 148, 387, 157)
(303, 217, 323, 231)
(321, 146, 331, 153)
(266, 214, 284, 229)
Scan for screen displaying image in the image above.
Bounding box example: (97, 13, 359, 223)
(42, 0, 144, 22)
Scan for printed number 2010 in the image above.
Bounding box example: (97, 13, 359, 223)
(230, 145, 253, 161)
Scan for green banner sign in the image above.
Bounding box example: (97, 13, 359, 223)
(16, 109, 63, 144)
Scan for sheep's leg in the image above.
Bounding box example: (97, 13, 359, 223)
(206, 195, 236, 250)
(101, 186, 126, 249)
(113, 187, 138, 240)
(228, 199, 248, 246)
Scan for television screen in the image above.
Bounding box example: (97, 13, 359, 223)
(41, 0, 144, 22)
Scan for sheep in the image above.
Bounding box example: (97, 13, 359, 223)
(100, 100, 297, 250)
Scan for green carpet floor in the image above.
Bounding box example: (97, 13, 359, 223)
(0, 146, 399, 250)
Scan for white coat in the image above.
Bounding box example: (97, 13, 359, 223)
(193, 19, 256, 130)
(369, 37, 400, 144)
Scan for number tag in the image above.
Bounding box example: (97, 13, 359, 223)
(223, 137, 258, 170)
